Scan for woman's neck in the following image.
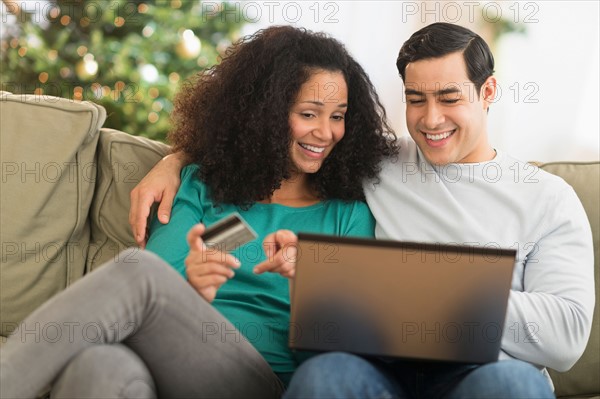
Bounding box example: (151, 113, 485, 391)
(259, 173, 320, 207)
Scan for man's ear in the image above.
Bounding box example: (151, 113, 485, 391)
(481, 76, 497, 109)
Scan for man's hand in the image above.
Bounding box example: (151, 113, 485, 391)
(185, 224, 241, 303)
(254, 230, 298, 279)
(129, 152, 186, 248)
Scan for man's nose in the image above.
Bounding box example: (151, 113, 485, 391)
(422, 102, 445, 129)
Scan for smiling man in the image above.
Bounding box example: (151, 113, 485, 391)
(283, 22, 594, 399)
(402, 52, 496, 165)
(128, 23, 594, 398)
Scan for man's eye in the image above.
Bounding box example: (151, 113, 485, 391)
(440, 99, 459, 104)
(408, 99, 424, 104)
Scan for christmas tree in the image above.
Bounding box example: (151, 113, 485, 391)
(1, 0, 246, 141)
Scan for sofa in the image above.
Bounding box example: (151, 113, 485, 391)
(1, 91, 598, 398)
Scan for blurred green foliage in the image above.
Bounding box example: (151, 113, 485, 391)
(1, 0, 245, 141)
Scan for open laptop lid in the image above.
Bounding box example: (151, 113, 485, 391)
(289, 233, 516, 364)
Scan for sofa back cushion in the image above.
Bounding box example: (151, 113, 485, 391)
(540, 162, 600, 397)
(87, 128, 170, 270)
(0, 92, 105, 338)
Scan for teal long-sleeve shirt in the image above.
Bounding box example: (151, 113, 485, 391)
(146, 164, 375, 374)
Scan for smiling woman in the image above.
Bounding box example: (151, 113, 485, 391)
(168, 26, 397, 207)
(287, 70, 347, 177)
(0, 25, 398, 398)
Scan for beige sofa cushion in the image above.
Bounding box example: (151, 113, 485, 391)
(540, 162, 600, 398)
(87, 128, 170, 271)
(0, 92, 105, 337)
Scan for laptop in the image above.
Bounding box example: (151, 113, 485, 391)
(289, 233, 516, 364)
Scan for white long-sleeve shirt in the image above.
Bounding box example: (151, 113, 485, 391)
(364, 136, 595, 373)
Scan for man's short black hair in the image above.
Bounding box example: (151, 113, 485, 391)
(396, 22, 495, 94)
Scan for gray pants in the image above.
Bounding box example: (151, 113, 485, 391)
(0, 249, 285, 398)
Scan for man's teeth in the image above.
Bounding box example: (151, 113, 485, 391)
(425, 131, 454, 141)
(299, 143, 325, 153)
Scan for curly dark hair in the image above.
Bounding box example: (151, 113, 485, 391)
(169, 25, 397, 206)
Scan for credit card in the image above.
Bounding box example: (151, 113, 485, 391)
(201, 212, 258, 252)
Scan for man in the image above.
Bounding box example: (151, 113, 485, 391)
(130, 23, 594, 398)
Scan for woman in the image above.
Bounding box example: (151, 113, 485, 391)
(0, 26, 396, 399)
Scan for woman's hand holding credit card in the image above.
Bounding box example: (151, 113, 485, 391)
(185, 213, 256, 302)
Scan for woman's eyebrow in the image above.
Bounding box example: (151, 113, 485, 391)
(299, 100, 348, 107)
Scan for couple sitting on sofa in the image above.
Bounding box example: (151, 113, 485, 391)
(0, 23, 593, 399)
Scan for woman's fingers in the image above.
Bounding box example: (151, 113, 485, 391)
(186, 223, 206, 250)
(186, 262, 236, 279)
(254, 230, 298, 277)
(189, 274, 229, 289)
